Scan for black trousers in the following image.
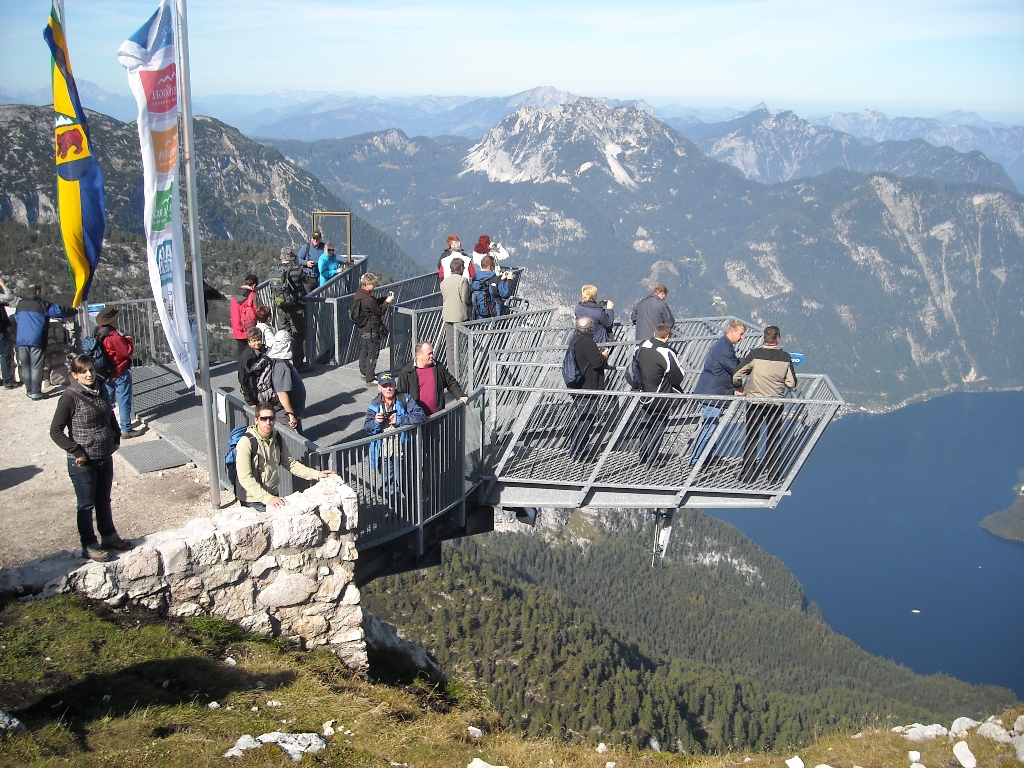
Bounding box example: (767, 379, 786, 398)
(742, 402, 784, 480)
(359, 332, 382, 383)
(278, 306, 307, 366)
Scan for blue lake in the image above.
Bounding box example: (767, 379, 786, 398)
(713, 390, 1024, 698)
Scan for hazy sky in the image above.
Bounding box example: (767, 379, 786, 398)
(2, 0, 1023, 121)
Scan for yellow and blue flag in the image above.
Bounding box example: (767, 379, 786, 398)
(43, 4, 106, 307)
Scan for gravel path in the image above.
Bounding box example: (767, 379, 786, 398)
(0, 380, 218, 570)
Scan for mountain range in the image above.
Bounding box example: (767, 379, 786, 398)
(270, 97, 1024, 408)
(0, 104, 420, 306)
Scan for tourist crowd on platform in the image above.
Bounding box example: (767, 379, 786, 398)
(4, 229, 795, 562)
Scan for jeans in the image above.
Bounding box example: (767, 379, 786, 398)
(16, 345, 45, 397)
(105, 369, 133, 434)
(742, 402, 784, 480)
(68, 456, 116, 549)
(0, 331, 13, 384)
(359, 332, 382, 383)
(691, 403, 724, 465)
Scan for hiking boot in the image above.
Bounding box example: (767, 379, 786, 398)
(3, 381, 17, 389)
(122, 429, 146, 439)
(102, 536, 134, 552)
(296, 364, 314, 373)
(84, 544, 115, 562)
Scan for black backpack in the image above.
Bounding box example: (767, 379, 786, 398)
(561, 335, 589, 389)
(82, 326, 115, 380)
(348, 296, 365, 327)
(269, 264, 302, 308)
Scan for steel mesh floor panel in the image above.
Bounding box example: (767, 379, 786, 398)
(117, 439, 191, 473)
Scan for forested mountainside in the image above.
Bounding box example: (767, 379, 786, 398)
(362, 511, 1017, 754)
(0, 104, 421, 287)
(273, 98, 1024, 409)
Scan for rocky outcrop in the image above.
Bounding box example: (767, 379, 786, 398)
(0, 478, 376, 672)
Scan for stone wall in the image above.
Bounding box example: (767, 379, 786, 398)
(0, 477, 375, 673)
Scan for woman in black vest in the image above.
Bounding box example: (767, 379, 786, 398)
(49, 354, 134, 562)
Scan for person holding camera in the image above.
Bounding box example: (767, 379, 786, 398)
(574, 284, 615, 345)
(470, 234, 509, 272)
(352, 272, 395, 385)
(364, 371, 426, 504)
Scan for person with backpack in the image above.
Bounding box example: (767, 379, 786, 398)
(13, 283, 75, 400)
(235, 401, 334, 511)
(94, 306, 143, 439)
(635, 323, 685, 468)
(566, 316, 609, 460)
(268, 247, 313, 372)
(229, 274, 260, 354)
(470, 254, 513, 320)
(49, 354, 133, 561)
(238, 327, 274, 408)
(352, 272, 395, 386)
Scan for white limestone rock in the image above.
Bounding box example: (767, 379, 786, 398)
(224, 733, 262, 758)
(271, 513, 325, 550)
(468, 726, 484, 740)
(908, 751, 920, 762)
(951, 717, 980, 736)
(1013, 715, 1024, 735)
(976, 721, 1012, 744)
(362, 611, 440, 677)
(952, 740, 977, 768)
(257, 571, 317, 608)
(250, 555, 277, 578)
(468, 760, 508, 768)
(905, 723, 947, 741)
(595, 742, 607, 753)
(1015, 733, 1024, 763)
(257, 731, 328, 762)
(784, 757, 804, 768)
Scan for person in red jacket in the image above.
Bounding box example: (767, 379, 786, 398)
(94, 306, 144, 439)
(230, 274, 260, 353)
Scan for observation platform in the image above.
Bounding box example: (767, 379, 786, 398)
(86, 257, 843, 583)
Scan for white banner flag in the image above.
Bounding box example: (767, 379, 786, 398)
(118, 0, 195, 387)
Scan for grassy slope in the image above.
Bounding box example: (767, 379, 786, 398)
(1, 596, 1020, 768)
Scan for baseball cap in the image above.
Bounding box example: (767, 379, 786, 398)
(312, 230, 323, 240)
(375, 371, 397, 386)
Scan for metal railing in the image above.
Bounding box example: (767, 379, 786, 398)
(212, 387, 319, 497)
(387, 266, 527, 371)
(326, 271, 443, 367)
(480, 373, 843, 510)
(455, 313, 762, 391)
(311, 394, 476, 551)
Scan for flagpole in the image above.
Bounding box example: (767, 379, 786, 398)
(174, 0, 221, 508)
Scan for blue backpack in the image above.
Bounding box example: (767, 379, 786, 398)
(82, 327, 114, 380)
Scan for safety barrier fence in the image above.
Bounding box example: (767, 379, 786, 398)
(387, 267, 527, 371)
(480, 373, 843, 509)
(310, 392, 478, 551)
(455, 313, 763, 392)
(323, 272, 443, 367)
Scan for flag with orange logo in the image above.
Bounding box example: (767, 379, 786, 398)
(43, 4, 106, 307)
(118, 0, 195, 386)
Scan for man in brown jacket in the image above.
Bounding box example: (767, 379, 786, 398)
(439, 257, 472, 367)
(732, 325, 796, 483)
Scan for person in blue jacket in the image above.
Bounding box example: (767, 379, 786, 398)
(14, 283, 75, 400)
(691, 319, 747, 465)
(317, 242, 344, 286)
(574, 284, 614, 345)
(364, 370, 426, 504)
